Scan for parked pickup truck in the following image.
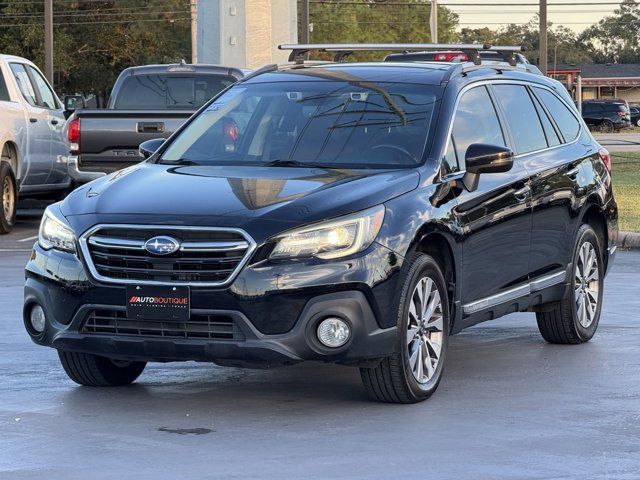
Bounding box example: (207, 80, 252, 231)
(67, 62, 244, 183)
(0, 54, 72, 233)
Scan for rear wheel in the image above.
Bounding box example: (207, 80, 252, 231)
(599, 120, 614, 133)
(0, 162, 17, 234)
(536, 224, 603, 344)
(360, 253, 449, 403)
(58, 350, 146, 386)
(636, 118, 640, 127)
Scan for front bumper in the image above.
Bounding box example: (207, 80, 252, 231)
(24, 242, 402, 367)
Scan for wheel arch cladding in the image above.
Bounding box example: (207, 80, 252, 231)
(581, 202, 608, 266)
(1, 141, 18, 174)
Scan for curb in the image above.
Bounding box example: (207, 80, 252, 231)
(619, 231, 640, 249)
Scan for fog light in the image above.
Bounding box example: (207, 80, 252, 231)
(317, 317, 350, 348)
(29, 305, 46, 334)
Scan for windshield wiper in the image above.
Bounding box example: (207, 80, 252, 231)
(262, 159, 336, 169)
(162, 158, 200, 166)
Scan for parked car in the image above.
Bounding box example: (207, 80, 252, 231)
(66, 62, 244, 184)
(0, 54, 72, 233)
(24, 44, 617, 403)
(629, 105, 640, 127)
(581, 99, 631, 132)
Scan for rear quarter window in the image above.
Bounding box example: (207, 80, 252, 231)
(0, 68, 9, 101)
(536, 88, 581, 142)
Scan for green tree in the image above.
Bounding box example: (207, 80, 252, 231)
(580, 0, 640, 63)
(0, 0, 191, 102)
(305, 0, 459, 61)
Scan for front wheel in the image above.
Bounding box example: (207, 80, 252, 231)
(360, 253, 449, 403)
(635, 118, 640, 127)
(536, 224, 603, 344)
(58, 350, 146, 386)
(0, 162, 17, 234)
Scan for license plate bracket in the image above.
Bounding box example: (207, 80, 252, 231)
(126, 285, 190, 321)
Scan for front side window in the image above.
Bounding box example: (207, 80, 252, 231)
(493, 84, 547, 155)
(27, 65, 58, 109)
(115, 74, 237, 109)
(10, 63, 37, 106)
(536, 88, 581, 142)
(451, 86, 505, 167)
(161, 80, 440, 169)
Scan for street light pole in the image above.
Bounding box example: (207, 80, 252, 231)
(44, 0, 53, 83)
(539, 0, 548, 75)
(191, 0, 198, 64)
(430, 0, 438, 43)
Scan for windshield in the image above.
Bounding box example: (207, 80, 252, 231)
(160, 80, 440, 169)
(114, 74, 237, 110)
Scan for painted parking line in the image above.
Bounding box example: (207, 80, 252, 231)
(18, 235, 38, 242)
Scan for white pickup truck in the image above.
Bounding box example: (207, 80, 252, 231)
(0, 54, 71, 233)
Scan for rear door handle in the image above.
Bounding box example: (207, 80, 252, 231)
(514, 185, 531, 202)
(51, 119, 59, 125)
(29, 118, 37, 123)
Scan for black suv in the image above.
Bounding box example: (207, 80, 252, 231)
(581, 99, 631, 132)
(24, 44, 618, 403)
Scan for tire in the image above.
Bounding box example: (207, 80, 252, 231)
(360, 253, 450, 403)
(536, 224, 604, 344)
(635, 118, 640, 127)
(58, 350, 146, 386)
(0, 162, 17, 234)
(599, 120, 614, 133)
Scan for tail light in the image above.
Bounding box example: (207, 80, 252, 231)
(68, 117, 80, 154)
(223, 120, 239, 141)
(616, 111, 625, 117)
(434, 52, 468, 62)
(598, 147, 611, 173)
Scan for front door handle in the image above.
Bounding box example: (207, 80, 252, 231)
(51, 119, 59, 125)
(514, 185, 531, 202)
(29, 118, 37, 123)
(567, 167, 580, 178)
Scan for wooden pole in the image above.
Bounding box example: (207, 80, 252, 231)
(44, 0, 53, 83)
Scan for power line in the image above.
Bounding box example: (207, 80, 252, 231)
(0, 16, 190, 27)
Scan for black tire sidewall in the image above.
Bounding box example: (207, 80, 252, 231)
(396, 253, 450, 399)
(570, 225, 604, 341)
(0, 163, 17, 233)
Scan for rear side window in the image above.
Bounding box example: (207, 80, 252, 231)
(0, 68, 9, 101)
(536, 88, 581, 142)
(10, 63, 37, 106)
(451, 86, 505, 167)
(114, 74, 237, 109)
(493, 84, 547, 155)
(531, 92, 561, 148)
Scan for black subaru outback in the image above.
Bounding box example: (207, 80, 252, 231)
(24, 44, 618, 403)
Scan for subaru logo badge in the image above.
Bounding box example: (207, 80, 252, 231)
(144, 236, 180, 255)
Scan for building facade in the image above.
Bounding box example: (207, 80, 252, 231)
(550, 63, 640, 104)
(197, 0, 298, 69)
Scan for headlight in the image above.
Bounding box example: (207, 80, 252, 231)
(38, 205, 76, 253)
(270, 205, 385, 260)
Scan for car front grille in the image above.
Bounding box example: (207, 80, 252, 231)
(82, 309, 245, 341)
(80, 225, 255, 286)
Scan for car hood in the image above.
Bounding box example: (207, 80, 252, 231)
(61, 163, 419, 241)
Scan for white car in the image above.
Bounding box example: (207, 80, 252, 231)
(0, 54, 70, 233)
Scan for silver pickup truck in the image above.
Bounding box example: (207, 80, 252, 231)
(67, 62, 244, 183)
(0, 54, 71, 233)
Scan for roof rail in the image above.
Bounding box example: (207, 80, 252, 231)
(278, 43, 525, 66)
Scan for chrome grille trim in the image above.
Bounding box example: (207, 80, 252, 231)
(79, 224, 257, 287)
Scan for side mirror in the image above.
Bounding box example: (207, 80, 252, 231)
(63, 95, 85, 116)
(139, 138, 165, 159)
(463, 143, 514, 191)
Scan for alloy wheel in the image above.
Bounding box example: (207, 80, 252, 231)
(407, 276, 444, 384)
(574, 241, 599, 328)
(2, 175, 14, 222)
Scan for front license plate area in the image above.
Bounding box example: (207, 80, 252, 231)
(126, 285, 190, 321)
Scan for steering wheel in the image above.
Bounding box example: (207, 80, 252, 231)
(371, 144, 416, 163)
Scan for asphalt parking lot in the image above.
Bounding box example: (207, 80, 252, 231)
(1, 216, 640, 479)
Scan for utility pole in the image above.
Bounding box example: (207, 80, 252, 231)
(190, 0, 198, 64)
(539, 0, 548, 75)
(430, 0, 438, 43)
(300, 0, 310, 44)
(44, 0, 53, 83)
